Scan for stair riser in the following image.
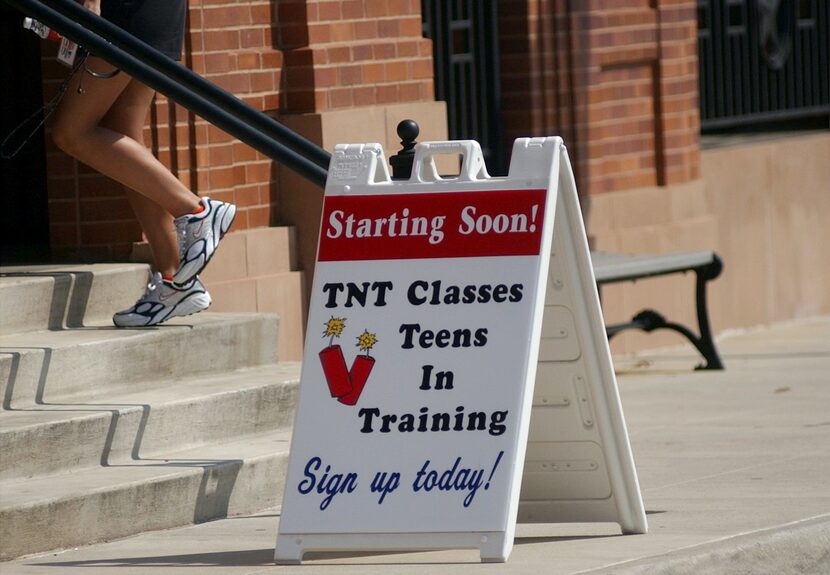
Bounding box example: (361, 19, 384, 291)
(0, 266, 148, 334)
(1, 318, 279, 406)
(0, 453, 289, 561)
(0, 380, 299, 481)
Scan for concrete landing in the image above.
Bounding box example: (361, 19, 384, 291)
(3, 317, 829, 574)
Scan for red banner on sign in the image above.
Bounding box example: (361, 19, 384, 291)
(318, 189, 547, 262)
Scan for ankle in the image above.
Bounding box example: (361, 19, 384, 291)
(175, 197, 204, 219)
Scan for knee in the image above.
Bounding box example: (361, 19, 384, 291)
(50, 117, 84, 157)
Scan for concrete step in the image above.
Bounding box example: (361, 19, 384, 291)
(0, 262, 305, 561)
(0, 431, 293, 561)
(0, 362, 301, 482)
(0, 264, 150, 334)
(0, 313, 280, 406)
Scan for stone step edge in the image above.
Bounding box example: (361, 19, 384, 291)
(0, 362, 301, 482)
(0, 431, 293, 561)
(0, 263, 150, 334)
(1, 313, 280, 406)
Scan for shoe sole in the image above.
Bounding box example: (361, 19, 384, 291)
(113, 292, 212, 327)
(173, 203, 237, 287)
(165, 292, 212, 323)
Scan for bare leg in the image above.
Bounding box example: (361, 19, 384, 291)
(51, 57, 199, 217)
(97, 79, 180, 276)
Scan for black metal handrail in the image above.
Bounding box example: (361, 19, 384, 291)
(698, 0, 830, 129)
(4, 0, 330, 187)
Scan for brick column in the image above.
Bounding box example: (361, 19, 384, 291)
(276, 0, 434, 112)
(499, 0, 700, 197)
(655, 0, 701, 185)
(273, 0, 447, 281)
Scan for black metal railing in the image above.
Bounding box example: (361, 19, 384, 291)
(422, 0, 505, 174)
(698, 0, 830, 129)
(3, 0, 331, 187)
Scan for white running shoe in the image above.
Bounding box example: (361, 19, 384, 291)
(113, 272, 212, 327)
(172, 197, 237, 287)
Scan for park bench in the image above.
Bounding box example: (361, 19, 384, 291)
(591, 250, 724, 370)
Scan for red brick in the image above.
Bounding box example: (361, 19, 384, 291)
(237, 52, 261, 70)
(246, 205, 271, 228)
(202, 29, 240, 51)
(342, 0, 365, 19)
(385, 62, 408, 82)
(77, 176, 124, 199)
(208, 143, 235, 166)
(203, 6, 251, 28)
(250, 71, 277, 92)
(48, 200, 78, 224)
(80, 221, 143, 245)
(353, 20, 378, 40)
(366, 0, 389, 18)
(328, 87, 355, 109)
(233, 208, 249, 230)
(49, 223, 80, 248)
(241, 28, 269, 49)
(245, 161, 273, 183)
(339, 64, 364, 85)
(363, 62, 385, 83)
(79, 197, 135, 222)
(234, 184, 262, 207)
(352, 86, 377, 106)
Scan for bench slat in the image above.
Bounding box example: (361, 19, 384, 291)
(591, 250, 716, 283)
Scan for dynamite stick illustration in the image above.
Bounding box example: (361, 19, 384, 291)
(339, 330, 378, 406)
(319, 317, 351, 397)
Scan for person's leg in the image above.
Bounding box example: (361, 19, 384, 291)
(98, 77, 180, 277)
(50, 57, 199, 218)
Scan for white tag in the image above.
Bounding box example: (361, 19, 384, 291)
(57, 37, 78, 67)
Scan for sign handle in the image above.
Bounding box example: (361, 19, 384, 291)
(410, 140, 490, 183)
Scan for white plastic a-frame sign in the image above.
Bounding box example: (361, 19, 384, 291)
(275, 137, 646, 564)
(519, 145, 647, 535)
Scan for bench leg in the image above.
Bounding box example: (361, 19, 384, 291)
(692, 255, 724, 370)
(604, 256, 724, 370)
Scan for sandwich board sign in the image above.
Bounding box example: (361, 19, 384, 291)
(275, 137, 646, 564)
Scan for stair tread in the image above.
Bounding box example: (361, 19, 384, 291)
(0, 429, 293, 510)
(0, 312, 276, 348)
(0, 263, 149, 275)
(1, 263, 152, 335)
(0, 362, 301, 432)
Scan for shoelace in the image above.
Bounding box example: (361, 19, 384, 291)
(174, 218, 189, 257)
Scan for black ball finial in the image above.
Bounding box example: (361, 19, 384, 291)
(397, 119, 419, 144)
(389, 119, 420, 179)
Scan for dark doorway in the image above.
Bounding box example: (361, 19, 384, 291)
(422, 0, 506, 175)
(1, 5, 51, 264)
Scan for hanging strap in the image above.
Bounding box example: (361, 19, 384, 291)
(1, 49, 121, 160)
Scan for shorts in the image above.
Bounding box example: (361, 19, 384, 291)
(101, 0, 187, 61)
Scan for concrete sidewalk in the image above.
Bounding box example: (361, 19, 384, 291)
(3, 317, 829, 574)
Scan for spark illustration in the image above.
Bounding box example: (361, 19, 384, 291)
(356, 330, 378, 356)
(323, 316, 346, 346)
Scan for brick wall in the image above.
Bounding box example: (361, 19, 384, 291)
(275, 0, 434, 112)
(40, 0, 700, 258)
(182, 0, 284, 230)
(41, 0, 435, 261)
(499, 0, 700, 197)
